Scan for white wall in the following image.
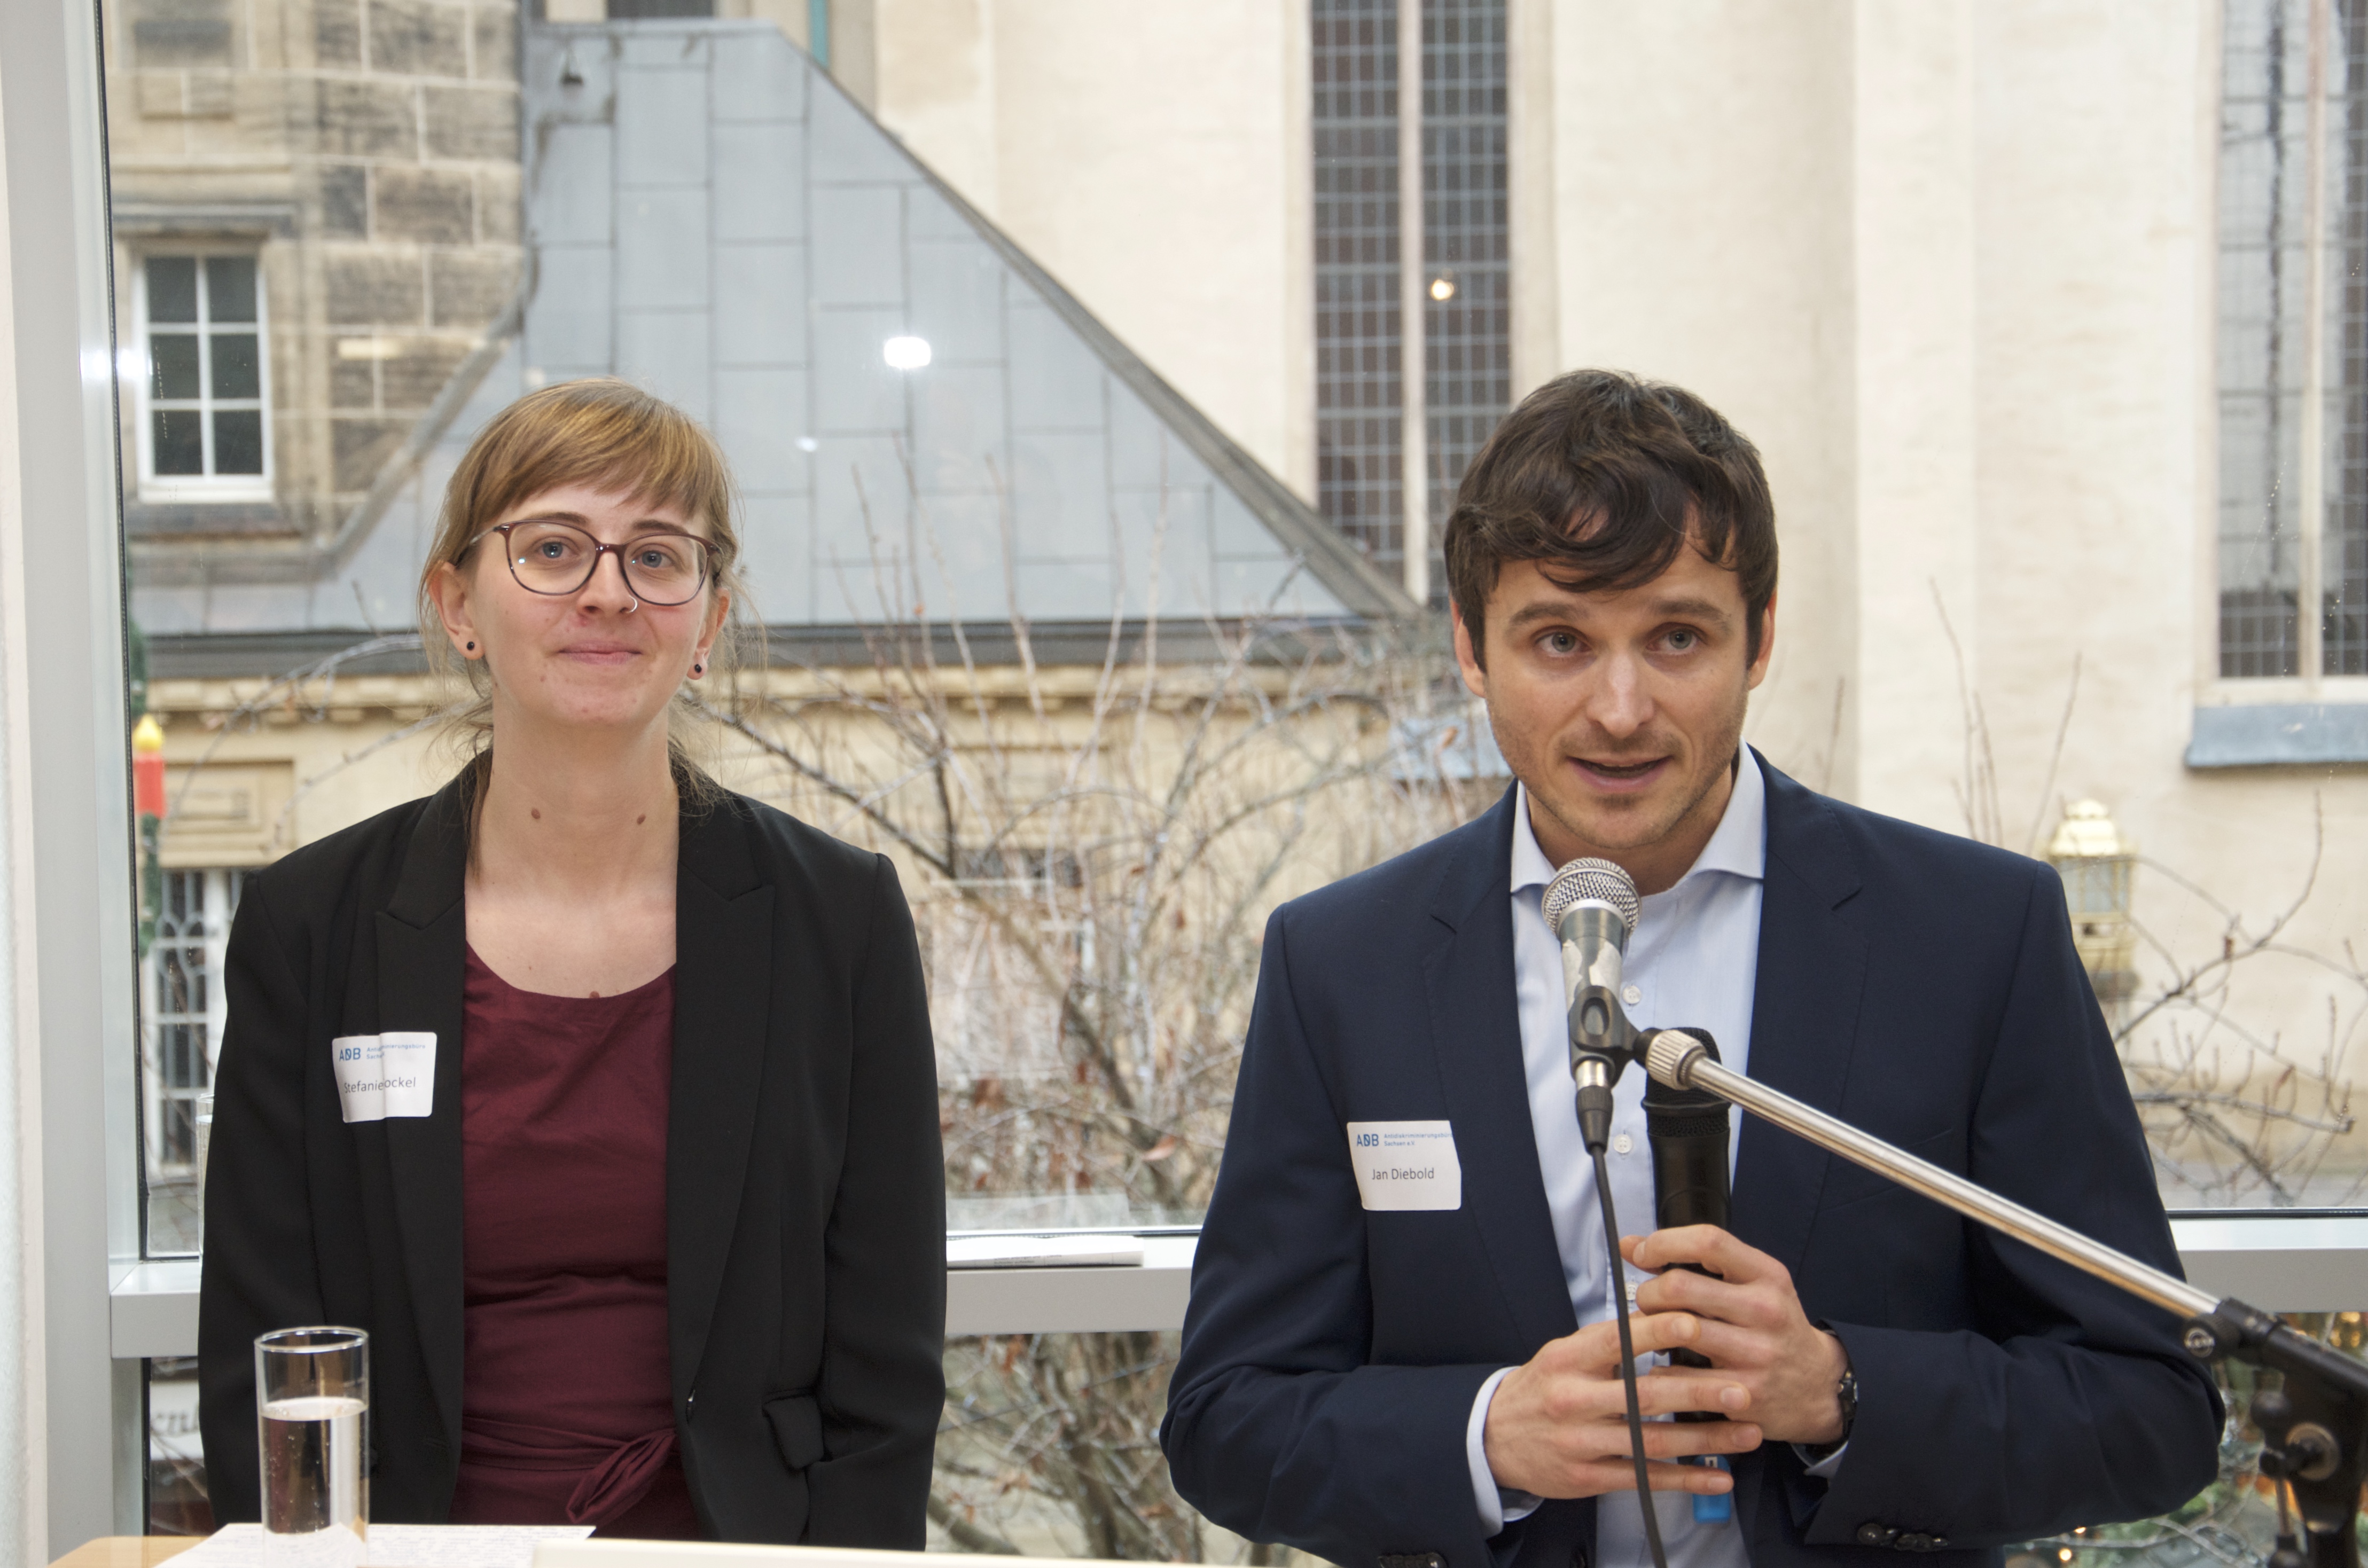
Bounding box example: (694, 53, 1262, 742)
(874, 0, 1315, 499)
(1545, 0, 1863, 795)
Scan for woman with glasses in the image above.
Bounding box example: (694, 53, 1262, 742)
(197, 379, 944, 1541)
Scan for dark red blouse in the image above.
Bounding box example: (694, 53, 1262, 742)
(448, 946, 701, 1537)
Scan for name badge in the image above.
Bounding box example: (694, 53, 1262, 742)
(1346, 1120, 1462, 1211)
(331, 1032, 436, 1124)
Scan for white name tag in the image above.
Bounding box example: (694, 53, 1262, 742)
(1346, 1120, 1462, 1211)
(331, 1032, 436, 1124)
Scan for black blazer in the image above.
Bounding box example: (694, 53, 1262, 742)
(1161, 756, 2221, 1568)
(198, 776, 945, 1543)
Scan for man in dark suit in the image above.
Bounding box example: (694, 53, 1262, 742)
(1159, 371, 2221, 1568)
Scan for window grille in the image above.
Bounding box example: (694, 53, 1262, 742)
(1312, 0, 1510, 597)
(1313, 0, 1405, 569)
(1419, 0, 1509, 547)
(2331, 0, 2368, 671)
(2215, 0, 2368, 677)
(144, 868, 239, 1256)
(137, 252, 270, 499)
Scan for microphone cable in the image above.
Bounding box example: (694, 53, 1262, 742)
(1593, 1146, 1671, 1568)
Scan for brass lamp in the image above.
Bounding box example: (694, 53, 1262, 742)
(2045, 800, 2138, 1010)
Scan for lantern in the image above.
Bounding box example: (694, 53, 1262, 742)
(2045, 800, 2138, 1009)
(132, 711, 167, 819)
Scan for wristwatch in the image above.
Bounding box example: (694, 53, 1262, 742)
(1804, 1367, 1858, 1462)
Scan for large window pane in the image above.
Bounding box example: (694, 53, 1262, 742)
(82, 0, 2368, 1546)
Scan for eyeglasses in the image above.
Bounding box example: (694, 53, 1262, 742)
(470, 519, 718, 607)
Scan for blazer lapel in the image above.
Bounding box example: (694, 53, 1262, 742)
(1425, 786, 1581, 1353)
(666, 797, 774, 1401)
(373, 780, 472, 1459)
(1729, 751, 1872, 1279)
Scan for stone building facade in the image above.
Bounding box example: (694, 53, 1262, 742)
(105, 0, 523, 551)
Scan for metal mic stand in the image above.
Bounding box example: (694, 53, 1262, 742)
(1639, 1030, 2368, 1568)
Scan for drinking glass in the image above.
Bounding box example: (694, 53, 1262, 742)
(255, 1327, 368, 1568)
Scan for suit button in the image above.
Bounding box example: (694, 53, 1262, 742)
(1857, 1524, 1897, 1549)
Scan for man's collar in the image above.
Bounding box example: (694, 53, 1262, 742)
(1509, 782, 1561, 893)
(1509, 747, 1769, 895)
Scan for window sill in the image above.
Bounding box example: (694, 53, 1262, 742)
(2186, 702, 2368, 767)
(108, 1233, 1201, 1358)
(124, 499, 292, 538)
(104, 1219, 2368, 1360)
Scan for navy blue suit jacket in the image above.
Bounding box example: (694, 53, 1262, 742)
(1160, 757, 2221, 1568)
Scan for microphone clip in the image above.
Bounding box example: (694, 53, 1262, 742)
(1569, 996, 1641, 1156)
(1568, 982, 1642, 1081)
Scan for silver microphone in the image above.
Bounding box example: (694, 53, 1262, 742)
(1543, 857, 1642, 1150)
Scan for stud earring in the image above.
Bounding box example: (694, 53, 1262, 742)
(465, 641, 476, 652)
(692, 661, 705, 677)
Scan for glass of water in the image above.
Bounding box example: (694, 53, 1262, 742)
(255, 1327, 368, 1568)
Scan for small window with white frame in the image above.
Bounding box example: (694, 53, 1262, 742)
(134, 250, 271, 501)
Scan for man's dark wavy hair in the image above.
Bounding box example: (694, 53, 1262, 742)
(1442, 369, 1778, 668)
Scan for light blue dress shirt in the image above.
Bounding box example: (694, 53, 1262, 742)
(1461, 749, 1769, 1568)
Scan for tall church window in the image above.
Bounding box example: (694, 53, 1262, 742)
(1312, 0, 1509, 605)
(2217, 0, 2368, 677)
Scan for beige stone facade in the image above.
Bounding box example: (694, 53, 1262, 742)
(105, 0, 523, 547)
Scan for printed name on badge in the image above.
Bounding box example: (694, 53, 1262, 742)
(331, 1032, 436, 1124)
(1345, 1120, 1462, 1211)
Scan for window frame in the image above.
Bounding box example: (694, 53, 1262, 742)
(10, 0, 2366, 1538)
(128, 245, 273, 504)
(4, 0, 149, 1547)
(2195, 0, 2368, 771)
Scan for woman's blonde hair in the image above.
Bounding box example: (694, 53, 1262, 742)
(417, 377, 749, 814)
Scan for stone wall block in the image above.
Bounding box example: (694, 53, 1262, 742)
(314, 79, 418, 158)
(135, 72, 189, 118)
(475, 164, 522, 244)
(368, 0, 468, 79)
(429, 249, 521, 326)
(332, 417, 410, 492)
(473, 2, 518, 82)
(316, 0, 363, 70)
(326, 250, 426, 325)
(319, 163, 370, 238)
(375, 165, 476, 242)
(423, 84, 519, 160)
(379, 341, 473, 408)
(186, 70, 233, 117)
(330, 356, 378, 411)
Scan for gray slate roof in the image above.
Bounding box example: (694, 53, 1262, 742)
(131, 20, 1410, 654)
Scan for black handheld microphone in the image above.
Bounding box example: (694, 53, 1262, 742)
(1542, 858, 1642, 1153)
(1643, 1026, 1732, 1413)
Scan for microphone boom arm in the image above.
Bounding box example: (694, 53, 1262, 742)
(1643, 1029, 2368, 1568)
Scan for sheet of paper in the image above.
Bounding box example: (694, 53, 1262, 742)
(168, 1523, 596, 1568)
(945, 1233, 1145, 1268)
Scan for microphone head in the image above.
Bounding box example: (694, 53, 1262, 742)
(1543, 857, 1640, 939)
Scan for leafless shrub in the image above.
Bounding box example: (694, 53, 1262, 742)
(1931, 583, 2366, 1204)
(697, 520, 1480, 1554)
